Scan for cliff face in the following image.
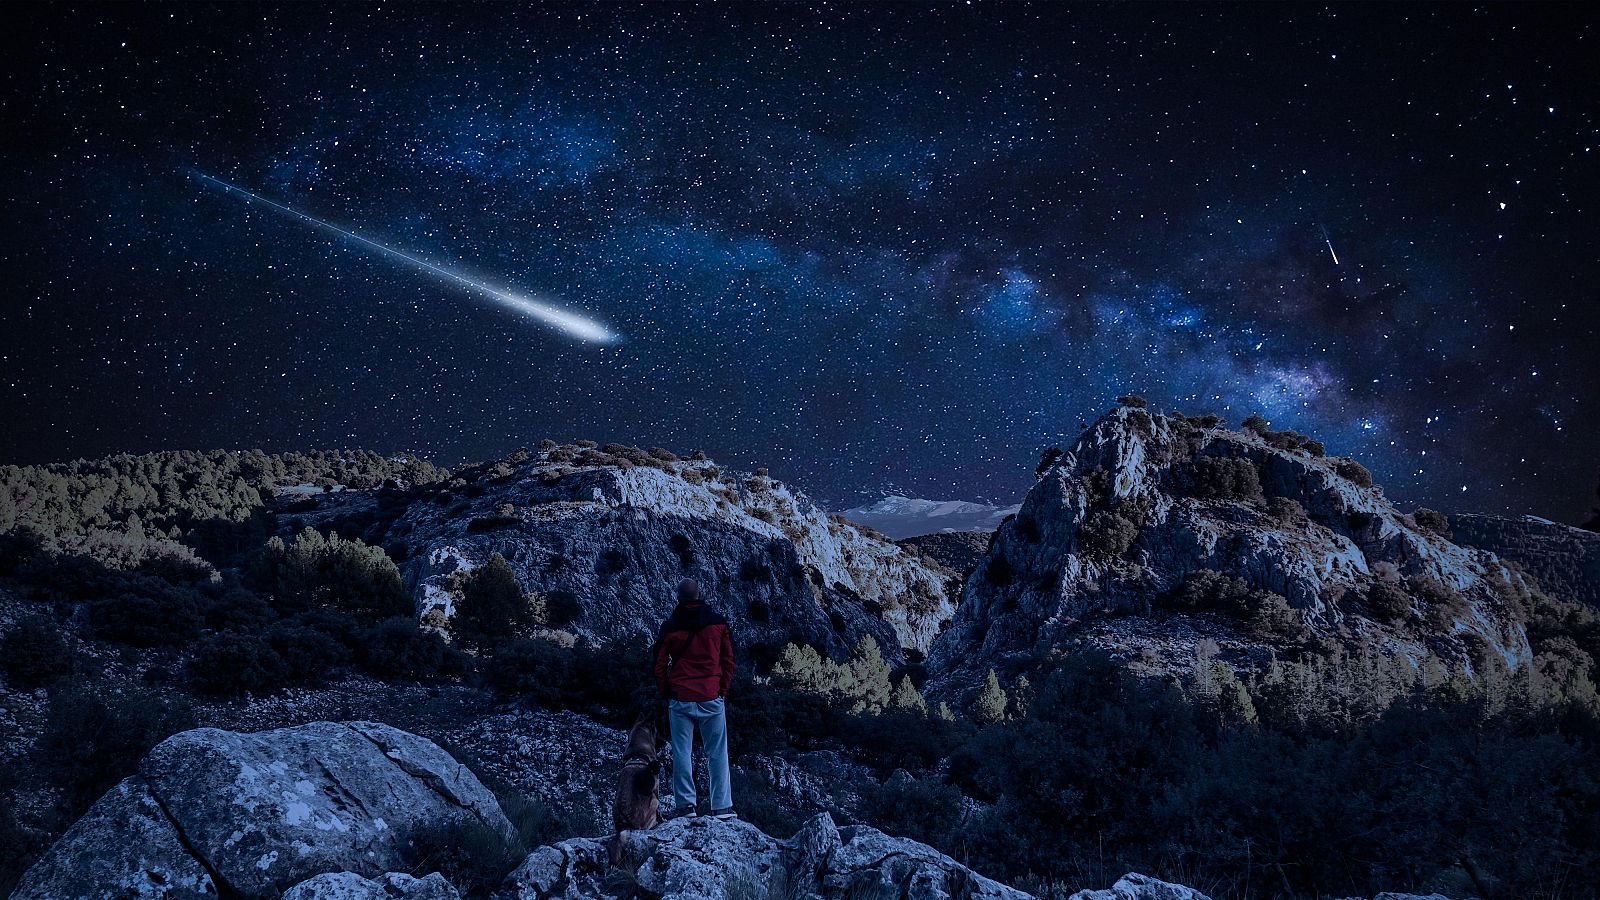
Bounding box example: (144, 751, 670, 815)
(927, 406, 1533, 694)
(383, 447, 952, 663)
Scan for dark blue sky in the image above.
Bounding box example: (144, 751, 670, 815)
(3, 4, 1596, 521)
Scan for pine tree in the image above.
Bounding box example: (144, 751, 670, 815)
(452, 553, 540, 649)
(936, 702, 956, 722)
(889, 675, 928, 715)
(1012, 675, 1033, 719)
(974, 669, 1009, 726)
(848, 636, 893, 713)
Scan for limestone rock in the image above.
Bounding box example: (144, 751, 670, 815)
(13, 721, 510, 899)
(281, 872, 460, 900)
(499, 813, 1027, 900)
(386, 450, 952, 661)
(1068, 873, 1213, 900)
(929, 406, 1533, 697)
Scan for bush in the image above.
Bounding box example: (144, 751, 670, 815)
(361, 618, 466, 681)
(1, 614, 76, 689)
(1334, 458, 1375, 488)
(1366, 582, 1413, 623)
(482, 637, 572, 709)
(858, 772, 966, 850)
(267, 623, 351, 685)
(1077, 509, 1140, 560)
(201, 586, 278, 633)
(1169, 570, 1306, 642)
(37, 677, 195, 818)
(86, 582, 203, 647)
(1412, 508, 1452, 539)
(189, 631, 291, 696)
(1117, 395, 1149, 409)
(452, 553, 541, 649)
(1186, 456, 1264, 503)
(1265, 496, 1307, 525)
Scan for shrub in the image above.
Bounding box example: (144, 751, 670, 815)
(1, 614, 76, 689)
(188, 632, 291, 696)
(859, 772, 965, 850)
(1241, 414, 1270, 435)
(86, 582, 203, 647)
(361, 618, 465, 681)
(1169, 570, 1306, 642)
(1412, 508, 1452, 539)
(1333, 458, 1375, 488)
(1078, 508, 1140, 559)
(1187, 456, 1264, 503)
(772, 637, 893, 714)
(401, 816, 525, 896)
(482, 637, 572, 709)
(452, 553, 541, 649)
(201, 586, 278, 633)
(1118, 395, 1149, 409)
(37, 677, 195, 818)
(1265, 496, 1307, 525)
(267, 623, 351, 685)
(544, 589, 582, 627)
(1366, 582, 1413, 623)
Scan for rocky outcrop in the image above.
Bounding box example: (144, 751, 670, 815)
(282, 872, 461, 900)
(382, 446, 952, 662)
(1451, 513, 1600, 609)
(499, 813, 1027, 900)
(12, 721, 511, 899)
(1068, 873, 1213, 900)
(928, 406, 1533, 696)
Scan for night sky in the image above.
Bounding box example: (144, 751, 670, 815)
(3, 4, 1597, 521)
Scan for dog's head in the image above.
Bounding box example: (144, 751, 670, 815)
(623, 706, 658, 763)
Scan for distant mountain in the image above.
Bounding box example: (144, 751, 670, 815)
(838, 495, 1020, 540)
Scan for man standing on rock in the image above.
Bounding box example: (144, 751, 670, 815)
(653, 577, 737, 820)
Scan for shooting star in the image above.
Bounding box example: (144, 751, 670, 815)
(1319, 224, 1341, 266)
(191, 172, 620, 344)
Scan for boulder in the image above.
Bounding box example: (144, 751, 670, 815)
(13, 721, 511, 899)
(282, 872, 460, 900)
(499, 813, 1028, 900)
(1068, 873, 1213, 900)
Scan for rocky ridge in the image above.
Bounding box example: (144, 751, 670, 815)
(928, 405, 1534, 695)
(284, 444, 953, 664)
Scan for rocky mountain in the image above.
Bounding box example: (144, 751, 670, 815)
(839, 495, 1020, 540)
(927, 404, 1534, 697)
(282, 443, 953, 663)
(1450, 513, 1600, 609)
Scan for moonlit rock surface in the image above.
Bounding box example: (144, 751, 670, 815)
(282, 871, 460, 900)
(928, 405, 1533, 695)
(499, 813, 1030, 900)
(13, 721, 510, 899)
(395, 450, 952, 658)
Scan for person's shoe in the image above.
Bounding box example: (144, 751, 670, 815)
(663, 807, 697, 821)
(711, 808, 738, 820)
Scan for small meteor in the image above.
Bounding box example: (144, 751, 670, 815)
(1319, 224, 1340, 266)
(191, 172, 620, 344)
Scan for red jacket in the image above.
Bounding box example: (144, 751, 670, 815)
(653, 601, 735, 702)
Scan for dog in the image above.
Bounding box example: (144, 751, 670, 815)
(609, 704, 663, 863)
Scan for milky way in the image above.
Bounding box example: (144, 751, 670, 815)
(1, 5, 1596, 520)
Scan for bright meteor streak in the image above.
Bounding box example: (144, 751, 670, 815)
(191, 172, 620, 344)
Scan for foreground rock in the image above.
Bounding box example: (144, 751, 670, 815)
(929, 405, 1533, 697)
(500, 812, 1027, 900)
(283, 872, 461, 900)
(13, 721, 511, 899)
(1068, 873, 1213, 900)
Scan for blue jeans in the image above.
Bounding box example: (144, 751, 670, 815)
(667, 698, 732, 812)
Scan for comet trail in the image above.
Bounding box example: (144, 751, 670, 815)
(191, 172, 620, 344)
(1319, 224, 1341, 266)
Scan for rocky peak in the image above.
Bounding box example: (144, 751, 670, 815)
(928, 405, 1533, 695)
(388, 443, 952, 663)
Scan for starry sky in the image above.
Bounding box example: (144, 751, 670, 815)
(3, 4, 1597, 521)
